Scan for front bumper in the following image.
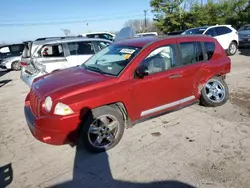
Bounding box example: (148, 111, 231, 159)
(24, 100, 80, 145)
(239, 38, 250, 46)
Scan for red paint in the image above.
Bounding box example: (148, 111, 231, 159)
(24, 35, 231, 146)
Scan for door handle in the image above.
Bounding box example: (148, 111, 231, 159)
(168, 73, 181, 79)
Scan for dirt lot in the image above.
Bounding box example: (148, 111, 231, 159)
(0, 49, 250, 188)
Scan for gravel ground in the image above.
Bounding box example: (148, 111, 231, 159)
(0, 50, 250, 188)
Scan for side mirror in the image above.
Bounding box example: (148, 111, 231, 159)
(135, 65, 149, 78)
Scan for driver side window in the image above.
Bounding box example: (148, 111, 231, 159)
(139, 45, 176, 75)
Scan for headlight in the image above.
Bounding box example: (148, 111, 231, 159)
(1, 60, 8, 65)
(54, 102, 73, 115)
(44, 96, 53, 112)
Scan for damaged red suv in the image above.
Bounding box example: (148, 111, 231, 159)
(24, 34, 231, 153)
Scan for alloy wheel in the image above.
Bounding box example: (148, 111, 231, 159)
(88, 114, 119, 148)
(205, 79, 226, 103)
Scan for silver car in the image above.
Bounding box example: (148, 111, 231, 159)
(20, 37, 111, 87)
(238, 24, 250, 47)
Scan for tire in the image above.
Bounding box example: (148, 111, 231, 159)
(227, 41, 237, 56)
(79, 106, 125, 153)
(200, 76, 229, 107)
(11, 61, 21, 71)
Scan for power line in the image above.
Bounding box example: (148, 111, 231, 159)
(0, 10, 145, 22)
(0, 14, 144, 27)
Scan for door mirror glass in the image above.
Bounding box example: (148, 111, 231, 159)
(135, 65, 149, 78)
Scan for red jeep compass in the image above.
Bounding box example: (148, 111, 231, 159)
(24, 34, 231, 153)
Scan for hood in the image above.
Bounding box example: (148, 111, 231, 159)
(32, 66, 115, 100)
(238, 30, 250, 35)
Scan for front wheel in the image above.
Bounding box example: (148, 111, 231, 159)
(79, 106, 125, 153)
(227, 41, 237, 56)
(200, 76, 229, 107)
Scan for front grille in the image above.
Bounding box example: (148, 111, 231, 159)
(30, 90, 40, 117)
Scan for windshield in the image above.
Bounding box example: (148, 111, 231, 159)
(82, 44, 141, 76)
(182, 28, 207, 35)
(239, 25, 250, 31)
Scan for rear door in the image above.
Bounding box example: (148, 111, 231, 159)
(213, 26, 233, 50)
(33, 43, 66, 73)
(65, 41, 95, 66)
(176, 38, 206, 100)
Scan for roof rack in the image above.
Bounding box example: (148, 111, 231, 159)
(35, 36, 83, 41)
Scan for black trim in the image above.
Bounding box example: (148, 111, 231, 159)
(24, 106, 36, 132)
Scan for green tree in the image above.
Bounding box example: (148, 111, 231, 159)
(150, 0, 185, 33)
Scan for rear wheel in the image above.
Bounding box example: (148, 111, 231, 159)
(11, 61, 21, 71)
(79, 106, 125, 153)
(227, 41, 237, 56)
(200, 76, 229, 107)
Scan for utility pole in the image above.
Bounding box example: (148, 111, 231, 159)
(143, 9, 148, 29)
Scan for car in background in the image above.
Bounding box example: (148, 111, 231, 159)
(181, 25, 239, 56)
(24, 27, 231, 153)
(20, 37, 111, 87)
(238, 24, 250, 47)
(81, 32, 115, 41)
(0, 43, 25, 70)
(137, 32, 158, 37)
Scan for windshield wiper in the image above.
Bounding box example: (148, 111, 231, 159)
(85, 65, 105, 75)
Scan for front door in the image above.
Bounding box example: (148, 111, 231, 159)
(131, 44, 185, 120)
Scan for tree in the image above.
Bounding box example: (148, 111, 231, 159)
(151, 0, 250, 33)
(61, 29, 71, 36)
(150, 0, 185, 33)
(123, 19, 158, 33)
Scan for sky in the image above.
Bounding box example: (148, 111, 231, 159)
(0, 0, 153, 44)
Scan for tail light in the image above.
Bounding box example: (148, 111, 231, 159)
(20, 62, 29, 67)
(235, 31, 238, 35)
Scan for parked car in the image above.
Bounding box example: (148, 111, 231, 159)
(0, 43, 25, 70)
(20, 37, 111, 87)
(167, 30, 185, 36)
(181, 25, 239, 56)
(137, 32, 158, 37)
(24, 29, 231, 153)
(238, 24, 250, 47)
(81, 32, 115, 41)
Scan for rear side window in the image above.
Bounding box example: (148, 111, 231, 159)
(204, 42, 215, 60)
(215, 26, 232, 36)
(205, 28, 217, 37)
(68, 41, 95, 55)
(38, 44, 64, 57)
(179, 42, 204, 66)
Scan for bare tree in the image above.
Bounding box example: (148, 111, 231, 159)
(123, 19, 157, 33)
(61, 29, 71, 36)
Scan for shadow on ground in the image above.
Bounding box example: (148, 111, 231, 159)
(0, 70, 10, 77)
(238, 47, 250, 56)
(50, 109, 196, 188)
(0, 79, 12, 88)
(0, 163, 13, 188)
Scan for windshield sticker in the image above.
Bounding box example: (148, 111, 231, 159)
(123, 54, 131, 59)
(120, 48, 135, 54)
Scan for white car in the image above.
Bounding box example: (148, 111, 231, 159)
(0, 56, 22, 70)
(81, 32, 115, 41)
(181, 25, 239, 56)
(137, 32, 158, 37)
(20, 37, 111, 87)
(0, 43, 24, 70)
